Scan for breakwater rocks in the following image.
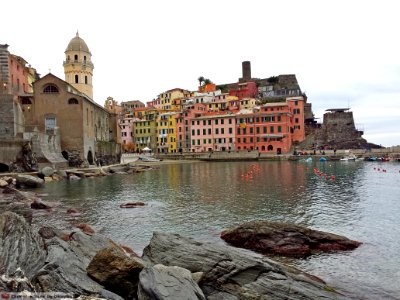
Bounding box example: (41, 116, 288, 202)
(0, 212, 351, 299)
(221, 220, 362, 258)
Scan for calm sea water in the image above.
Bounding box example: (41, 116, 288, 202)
(33, 160, 400, 299)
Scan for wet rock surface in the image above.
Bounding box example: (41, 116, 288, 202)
(220, 220, 362, 258)
(142, 232, 349, 299)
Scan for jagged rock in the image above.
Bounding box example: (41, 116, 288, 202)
(138, 264, 206, 300)
(0, 212, 46, 279)
(142, 232, 349, 300)
(32, 231, 123, 299)
(16, 175, 44, 188)
(220, 220, 361, 258)
(87, 246, 147, 299)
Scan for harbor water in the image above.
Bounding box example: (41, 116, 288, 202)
(33, 160, 400, 299)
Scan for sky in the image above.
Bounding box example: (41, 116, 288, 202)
(3, 0, 400, 147)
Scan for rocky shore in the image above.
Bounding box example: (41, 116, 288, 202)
(0, 163, 360, 299)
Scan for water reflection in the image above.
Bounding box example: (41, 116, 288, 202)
(33, 161, 400, 298)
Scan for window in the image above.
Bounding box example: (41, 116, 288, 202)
(45, 116, 56, 134)
(43, 84, 59, 93)
(68, 98, 79, 104)
(74, 54, 78, 61)
(75, 75, 79, 83)
(85, 76, 88, 84)
(208, 128, 211, 135)
(229, 118, 232, 124)
(215, 128, 219, 134)
(221, 128, 224, 134)
(229, 128, 232, 134)
(278, 126, 282, 132)
(221, 119, 224, 125)
(215, 119, 218, 125)
(295, 118, 299, 123)
(203, 129, 206, 135)
(270, 126, 274, 133)
(21, 98, 32, 105)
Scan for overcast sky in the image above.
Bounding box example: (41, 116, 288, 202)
(3, 0, 400, 147)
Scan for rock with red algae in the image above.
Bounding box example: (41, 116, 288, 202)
(220, 220, 361, 258)
(119, 202, 146, 208)
(76, 223, 95, 235)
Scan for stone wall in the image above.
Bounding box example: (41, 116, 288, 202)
(308, 110, 374, 149)
(0, 139, 24, 165)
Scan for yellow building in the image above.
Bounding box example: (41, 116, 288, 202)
(239, 98, 257, 109)
(133, 108, 158, 152)
(156, 112, 177, 153)
(158, 88, 191, 110)
(63, 32, 94, 99)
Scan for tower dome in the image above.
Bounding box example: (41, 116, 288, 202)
(65, 31, 91, 54)
(63, 31, 94, 99)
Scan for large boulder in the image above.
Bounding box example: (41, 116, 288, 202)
(16, 175, 44, 188)
(138, 264, 206, 300)
(220, 220, 361, 258)
(40, 166, 54, 177)
(32, 231, 123, 299)
(142, 232, 349, 300)
(87, 246, 147, 299)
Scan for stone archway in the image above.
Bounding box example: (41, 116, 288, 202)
(0, 163, 10, 173)
(87, 150, 94, 165)
(62, 150, 69, 160)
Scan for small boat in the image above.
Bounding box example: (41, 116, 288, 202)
(340, 154, 357, 161)
(319, 157, 327, 162)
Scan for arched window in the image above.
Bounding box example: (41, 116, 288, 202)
(75, 75, 79, 83)
(43, 84, 59, 93)
(68, 98, 79, 104)
(74, 54, 78, 61)
(21, 98, 32, 105)
(267, 145, 273, 151)
(85, 76, 88, 84)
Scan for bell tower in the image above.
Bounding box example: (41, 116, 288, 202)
(63, 32, 94, 99)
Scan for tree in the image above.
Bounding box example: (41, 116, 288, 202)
(198, 76, 205, 86)
(204, 78, 213, 85)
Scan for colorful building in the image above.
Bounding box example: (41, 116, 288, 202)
(156, 112, 178, 153)
(229, 82, 258, 99)
(190, 112, 236, 153)
(132, 108, 158, 152)
(176, 103, 207, 152)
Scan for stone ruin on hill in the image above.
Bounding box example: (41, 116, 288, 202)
(302, 108, 381, 150)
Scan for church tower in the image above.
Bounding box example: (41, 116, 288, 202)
(63, 32, 94, 99)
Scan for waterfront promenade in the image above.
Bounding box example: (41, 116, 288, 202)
(121, 146, 400, 164)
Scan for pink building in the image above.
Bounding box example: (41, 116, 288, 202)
(119, 115, 134, 151)
(190, 112, 236, 153)
(176, 103, 207, 152)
